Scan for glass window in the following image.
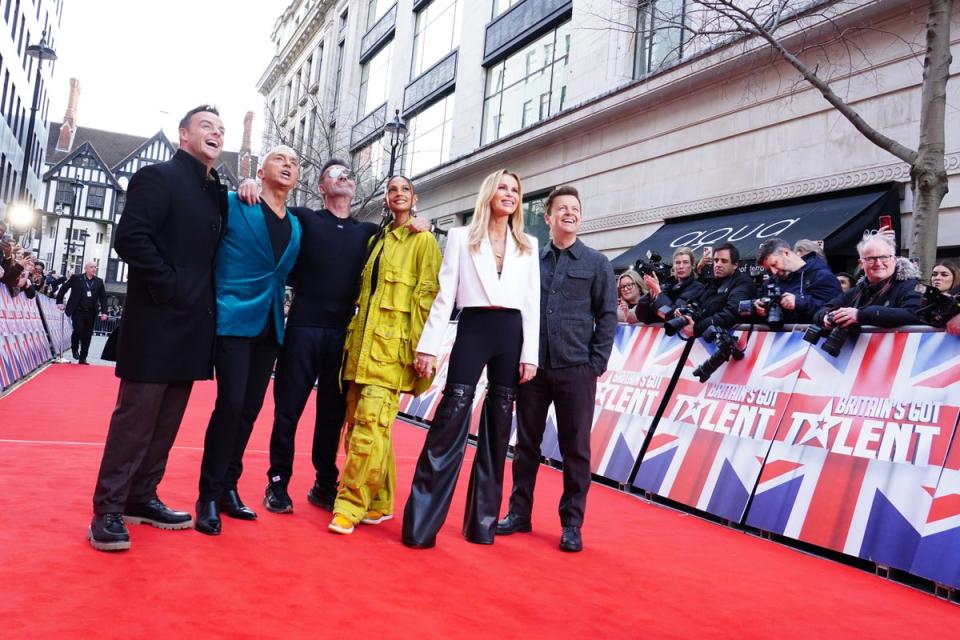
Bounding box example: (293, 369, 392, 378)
(358, 41, 393, 117)
(333, 40, 345, 110)
(353, 137, 386, 194)
(463, 192, 550, 247)
(491, 0, 521, 18)
(403, 93, 455, 176)
(481, 22, 571, 145)
(366, 0, 391, 29)
(411, 0, 461, 78)
(634, 0, 684, 78)
(87, 185, 105, 209)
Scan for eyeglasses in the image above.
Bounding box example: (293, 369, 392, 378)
(618, 282, 637, 291)
(326, 167, 355, 181)
(861, 255, 893, 265)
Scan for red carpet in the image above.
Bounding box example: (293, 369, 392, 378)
(0, 364, 957, 639)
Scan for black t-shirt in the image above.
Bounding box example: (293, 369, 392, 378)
(261, 202, 291, 263)
(286, 207, 378, 329)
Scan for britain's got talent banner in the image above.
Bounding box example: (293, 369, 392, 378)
(36, 294, 72, 355)
(633, 328, 806, 521)
(0, 291, 57, 390)
(745, 330, 960, 579)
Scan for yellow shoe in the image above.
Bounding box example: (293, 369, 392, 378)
(328, 513, 354, 535)
(361, 510, 394, 525)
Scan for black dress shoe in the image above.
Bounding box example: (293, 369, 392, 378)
(219, 490, 257, 520)
(88, 513, 131, 552)
(559, 526, 582, 552)
(124, 498, 193, 530)
(496, 512, 532, 535)
(78, 358, 89, 365)
(195, 500, 221, 536)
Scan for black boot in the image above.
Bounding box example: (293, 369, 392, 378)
(195, 500, 221, 535)
(463, 384, 517, 544)
(402, 383, 476, 548)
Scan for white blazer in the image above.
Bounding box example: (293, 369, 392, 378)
(418, 226, 540, 366)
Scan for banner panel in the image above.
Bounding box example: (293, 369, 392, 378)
(36, 295, 72, 355)
(745, 331, 960, 575)
(634, 329, 807, 521)
(0, 291, 56, 391)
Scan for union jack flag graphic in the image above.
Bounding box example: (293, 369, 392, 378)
(634, 329, 801, 521)
(745, 331, 960, 582)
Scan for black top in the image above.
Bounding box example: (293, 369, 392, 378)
(538, 238, 618, 374)
(113, 149, 227, 382)
(286, 207, 378, 329)
(56, 273, 107, 317)
(261, 202, 292, 264)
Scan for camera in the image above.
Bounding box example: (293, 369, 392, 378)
(739, 283, 784, 329)
(635, 251, 672, 284)
(692, 325, 746, 382)
(802, 311, 854, 357)
(916, 283, 960, 328)
(663, 301, 702, 337)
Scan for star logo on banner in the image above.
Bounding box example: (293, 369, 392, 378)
(678, 387, 711, 424)
(796, 400, 844, 449)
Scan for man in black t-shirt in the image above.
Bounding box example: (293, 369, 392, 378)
(239, 160, 429, 514)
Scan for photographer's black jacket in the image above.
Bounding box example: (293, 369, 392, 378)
(813, 258, 921, 328)
(692, 270, 756, 336)
(632, 277, 705, 324)
(755, 253, 842, 324)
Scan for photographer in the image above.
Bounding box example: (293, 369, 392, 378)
(641, 247, 706, 323)
(812, 234, 921, 331)
(751, 237, 842, 325)
(678, 243, 754, 338)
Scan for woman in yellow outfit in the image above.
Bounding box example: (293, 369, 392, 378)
(329, 175, 442, 534)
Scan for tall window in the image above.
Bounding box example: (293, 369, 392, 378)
(634, 0, 685, 78)
(87, 185, 105, 210)
(357, 42, 393, 117)
(353, 137, 385, 193)
(404, 94, 455, 176)
(492, 0, 521, 18)
(481, 21, 571, 145)
(411, 0, 461, 78)
(333, 39, 345, 111)
(366, 0, 391, 29)
(312, 43, 324, 88)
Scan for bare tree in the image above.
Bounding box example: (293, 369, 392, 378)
(261, 93, 390, 220)
(609, 0, 952, 274)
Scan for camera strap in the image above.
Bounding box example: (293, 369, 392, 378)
(850, 277, 894, 309)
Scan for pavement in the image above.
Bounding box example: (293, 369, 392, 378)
(59, 334, 113, 367)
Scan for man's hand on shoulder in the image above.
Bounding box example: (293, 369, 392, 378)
(238, 179, 260, 205)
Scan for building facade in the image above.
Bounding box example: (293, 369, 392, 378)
(0, 0, 62, 223)
(38, 79, 257, 301)
(259, 0, 959, 261)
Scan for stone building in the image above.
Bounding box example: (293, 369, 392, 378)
(258, 0, 959, 265)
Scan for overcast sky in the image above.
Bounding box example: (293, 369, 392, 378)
(47, 0, 288, 152)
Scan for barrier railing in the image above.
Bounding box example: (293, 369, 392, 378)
(0, 292, 71, 391)
(398, 321, 960, 590)
(93, 316, 121, 336)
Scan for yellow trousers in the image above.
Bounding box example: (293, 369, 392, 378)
(333, 383, 399, 523)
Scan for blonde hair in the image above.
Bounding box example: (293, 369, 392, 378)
(467, 169, 533, 254)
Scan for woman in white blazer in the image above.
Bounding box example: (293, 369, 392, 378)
(402, 169, 540, 548)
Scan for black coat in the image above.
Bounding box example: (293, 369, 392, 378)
(114, 150, 227, 382)
(813, 258, 922, 328)
(56, 274, 107, 316)
(692, 270, 756, 336)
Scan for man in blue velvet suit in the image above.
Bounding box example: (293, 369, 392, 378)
(195, 145, 303, 535)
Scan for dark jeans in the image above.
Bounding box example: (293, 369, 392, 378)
(267, 326, 347, 498)
(509, 364, 597, 527)
(93, 379, 194, 514)
(71, 311, 96, 359)
(198, 323, 279, 501)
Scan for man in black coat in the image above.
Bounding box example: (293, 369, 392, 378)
(679, 242, 756, 338)
(56, 261, 108, 363)
(88, 105, 228, 552)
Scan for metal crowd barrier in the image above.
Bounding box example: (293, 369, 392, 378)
(93, 316, 121, 336)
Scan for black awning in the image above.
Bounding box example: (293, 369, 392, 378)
(611, 184, 900, 270)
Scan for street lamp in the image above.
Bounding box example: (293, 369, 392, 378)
(383, 109, 407, 178)
(57, 177, 84, 275)
(17, 31, 57, 200)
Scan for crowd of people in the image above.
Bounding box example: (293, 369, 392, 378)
(81, 104, 959, 557)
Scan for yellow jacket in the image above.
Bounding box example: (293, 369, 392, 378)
(344, 223, 442, 394)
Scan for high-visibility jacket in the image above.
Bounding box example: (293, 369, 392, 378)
(343, 223, 441, 394)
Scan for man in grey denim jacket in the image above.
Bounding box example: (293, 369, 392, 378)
(497, 185, 617, 552)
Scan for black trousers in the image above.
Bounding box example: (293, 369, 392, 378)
(402, 308, 522, 545)
(509, 364, 596, 527)
(267, 326, 347, 498)
(198, 323, 279, 501)
(93, 379, 194, 514)
(71, 311, 96, 359)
